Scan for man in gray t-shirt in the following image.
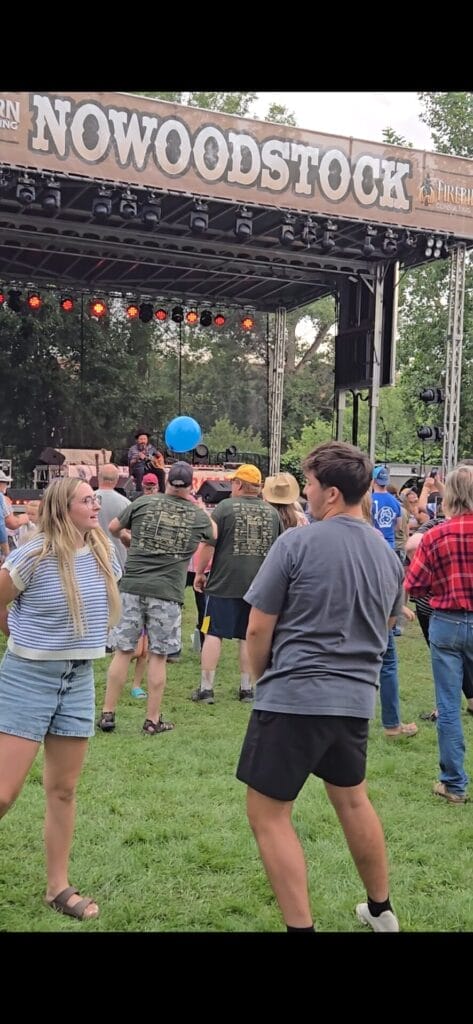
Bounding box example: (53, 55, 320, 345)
(95, 464, 130, 572)
(236, 441, 403, 935)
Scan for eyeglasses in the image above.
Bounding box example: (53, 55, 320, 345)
(76, 494, 102, 507)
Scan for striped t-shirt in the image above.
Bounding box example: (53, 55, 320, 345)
(3, 533, 122, 660)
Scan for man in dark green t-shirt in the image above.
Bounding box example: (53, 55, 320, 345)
(98, 462, 215, 735)
(192, 464, 281, 705)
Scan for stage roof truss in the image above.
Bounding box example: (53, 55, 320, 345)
(0, 164, 465, 312)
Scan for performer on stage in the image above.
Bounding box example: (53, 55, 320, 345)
(127, 430, 165, 494)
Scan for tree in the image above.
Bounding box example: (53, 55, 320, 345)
(265, 103, 297, 127)
(204, 416, 266, 454)
(139, 91, 297, 124)
(419, 93, 473, 157)
(382, 128, 413, 148)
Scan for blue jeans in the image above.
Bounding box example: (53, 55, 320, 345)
(379, 629, 400, 729)
(429, 611, 473, 796)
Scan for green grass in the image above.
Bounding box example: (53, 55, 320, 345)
(1, 595, 473, 932)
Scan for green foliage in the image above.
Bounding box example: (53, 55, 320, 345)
(382, 127, 413, 148)
(204, 416, 266, 454)
(419, 92, 473, 157)
(283, 418, 333, 469)
(137, 91, 296, 125)
(264, 103, 297, 127)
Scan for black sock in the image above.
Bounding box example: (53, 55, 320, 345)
(286, 924, 315, 932)
(367, 896, 392, 918)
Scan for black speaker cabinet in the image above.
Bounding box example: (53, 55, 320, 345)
(196, 479, 232, 504)
(39, 447, 65, 466)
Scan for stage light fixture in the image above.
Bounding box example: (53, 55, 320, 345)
(401, 229, 416, 250)
(89, 299, 107, 318)
(241, 314, 255, 331)
(383, 228, 398, 255)
(138, 302, 154, 323)
(280, 214, 296, 246)
(92, 189, 112, 221)
(41, 180, 60, 214)
(16, 176, 36, 204)
(194, 443, 209, 464)
(433, 236, 443, 259)
(7, 288, 22, 312)
(419, 387, 444, 405)
(172, 305, 184, 323)
(321, 220, 336, 252)
(200, 309, 212, 328)
(301, 217, 317, 248)
(154, 307, 168, 321)
(425, 234, 434, 257)
(60, 295, 74, 312)
(235, 206, 253, 240)
(119, 189, 138, 220)
(214, 313, 226, 327)
(362, 226, 377, 256)
(0, 170, 12, 190)
(27, 292, 42, 311)
(141, 194, 161, 230)
(225, 445, 237, 460)
(186, 310, 199, 325)
(417, 426, 444, 442)
(126, 303, 140, 319)
(190, 200, 209, 233)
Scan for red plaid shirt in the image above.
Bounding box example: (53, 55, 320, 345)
(405, 514, 473, 611)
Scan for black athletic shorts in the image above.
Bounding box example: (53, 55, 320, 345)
(203, 595, 250, 641)
(236, 710, 369, 801)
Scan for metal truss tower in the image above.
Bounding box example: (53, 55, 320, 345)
(442, 243, 466, 475)
(268, 308, 286, 475)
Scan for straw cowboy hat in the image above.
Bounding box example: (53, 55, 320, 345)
(262, 472, 300, 504)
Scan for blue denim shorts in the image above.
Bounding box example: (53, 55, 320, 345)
(0, 651, 95, 742)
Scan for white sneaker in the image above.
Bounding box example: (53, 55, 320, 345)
(356, 902, 400, 932)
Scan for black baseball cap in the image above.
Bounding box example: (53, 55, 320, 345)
(168, 461, 193, 488)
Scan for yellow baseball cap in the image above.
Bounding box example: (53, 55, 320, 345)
(230, 464, 262, 485)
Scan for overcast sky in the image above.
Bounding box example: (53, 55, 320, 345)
(253, 92, 434, 151)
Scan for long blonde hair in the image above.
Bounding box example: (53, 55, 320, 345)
(30, 477, 121, 634)
(270, 502, 298, 530)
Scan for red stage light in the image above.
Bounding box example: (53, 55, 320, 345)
(154, 308, 168, 321)
(241, 314, 255, 331)
(89, 299, 107, 318)
(0, 291, 5, 306)
(60, 296, 74, 312)
(186, 310, 199, 325)
(27, 292, 42, 310)
(126, 303, 139, 319)
(214, 313, 226, 327)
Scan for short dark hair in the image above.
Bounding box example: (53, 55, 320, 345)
(302, 441, 373, 505)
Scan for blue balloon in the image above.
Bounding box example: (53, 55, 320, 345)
(165, 416, 202, 453)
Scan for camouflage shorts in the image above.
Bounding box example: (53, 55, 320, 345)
(109, 592, 181, 656)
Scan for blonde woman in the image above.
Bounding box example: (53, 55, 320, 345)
(0, 478, 122, 920)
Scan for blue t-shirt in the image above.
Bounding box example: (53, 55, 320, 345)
(371, 492, 401, 548)
(0, 494, 7, 545)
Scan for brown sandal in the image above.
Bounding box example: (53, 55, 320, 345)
(142, 715, 175, 735)
(45, 885, 99, 920)
(384, 722, 418, 738)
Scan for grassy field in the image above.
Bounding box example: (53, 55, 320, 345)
(1, 594, 473, 933)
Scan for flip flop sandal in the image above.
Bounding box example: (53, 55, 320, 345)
(384, 723, 418, 738)
(142, 715, 175, 735)
(45, 886, 99, 919)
